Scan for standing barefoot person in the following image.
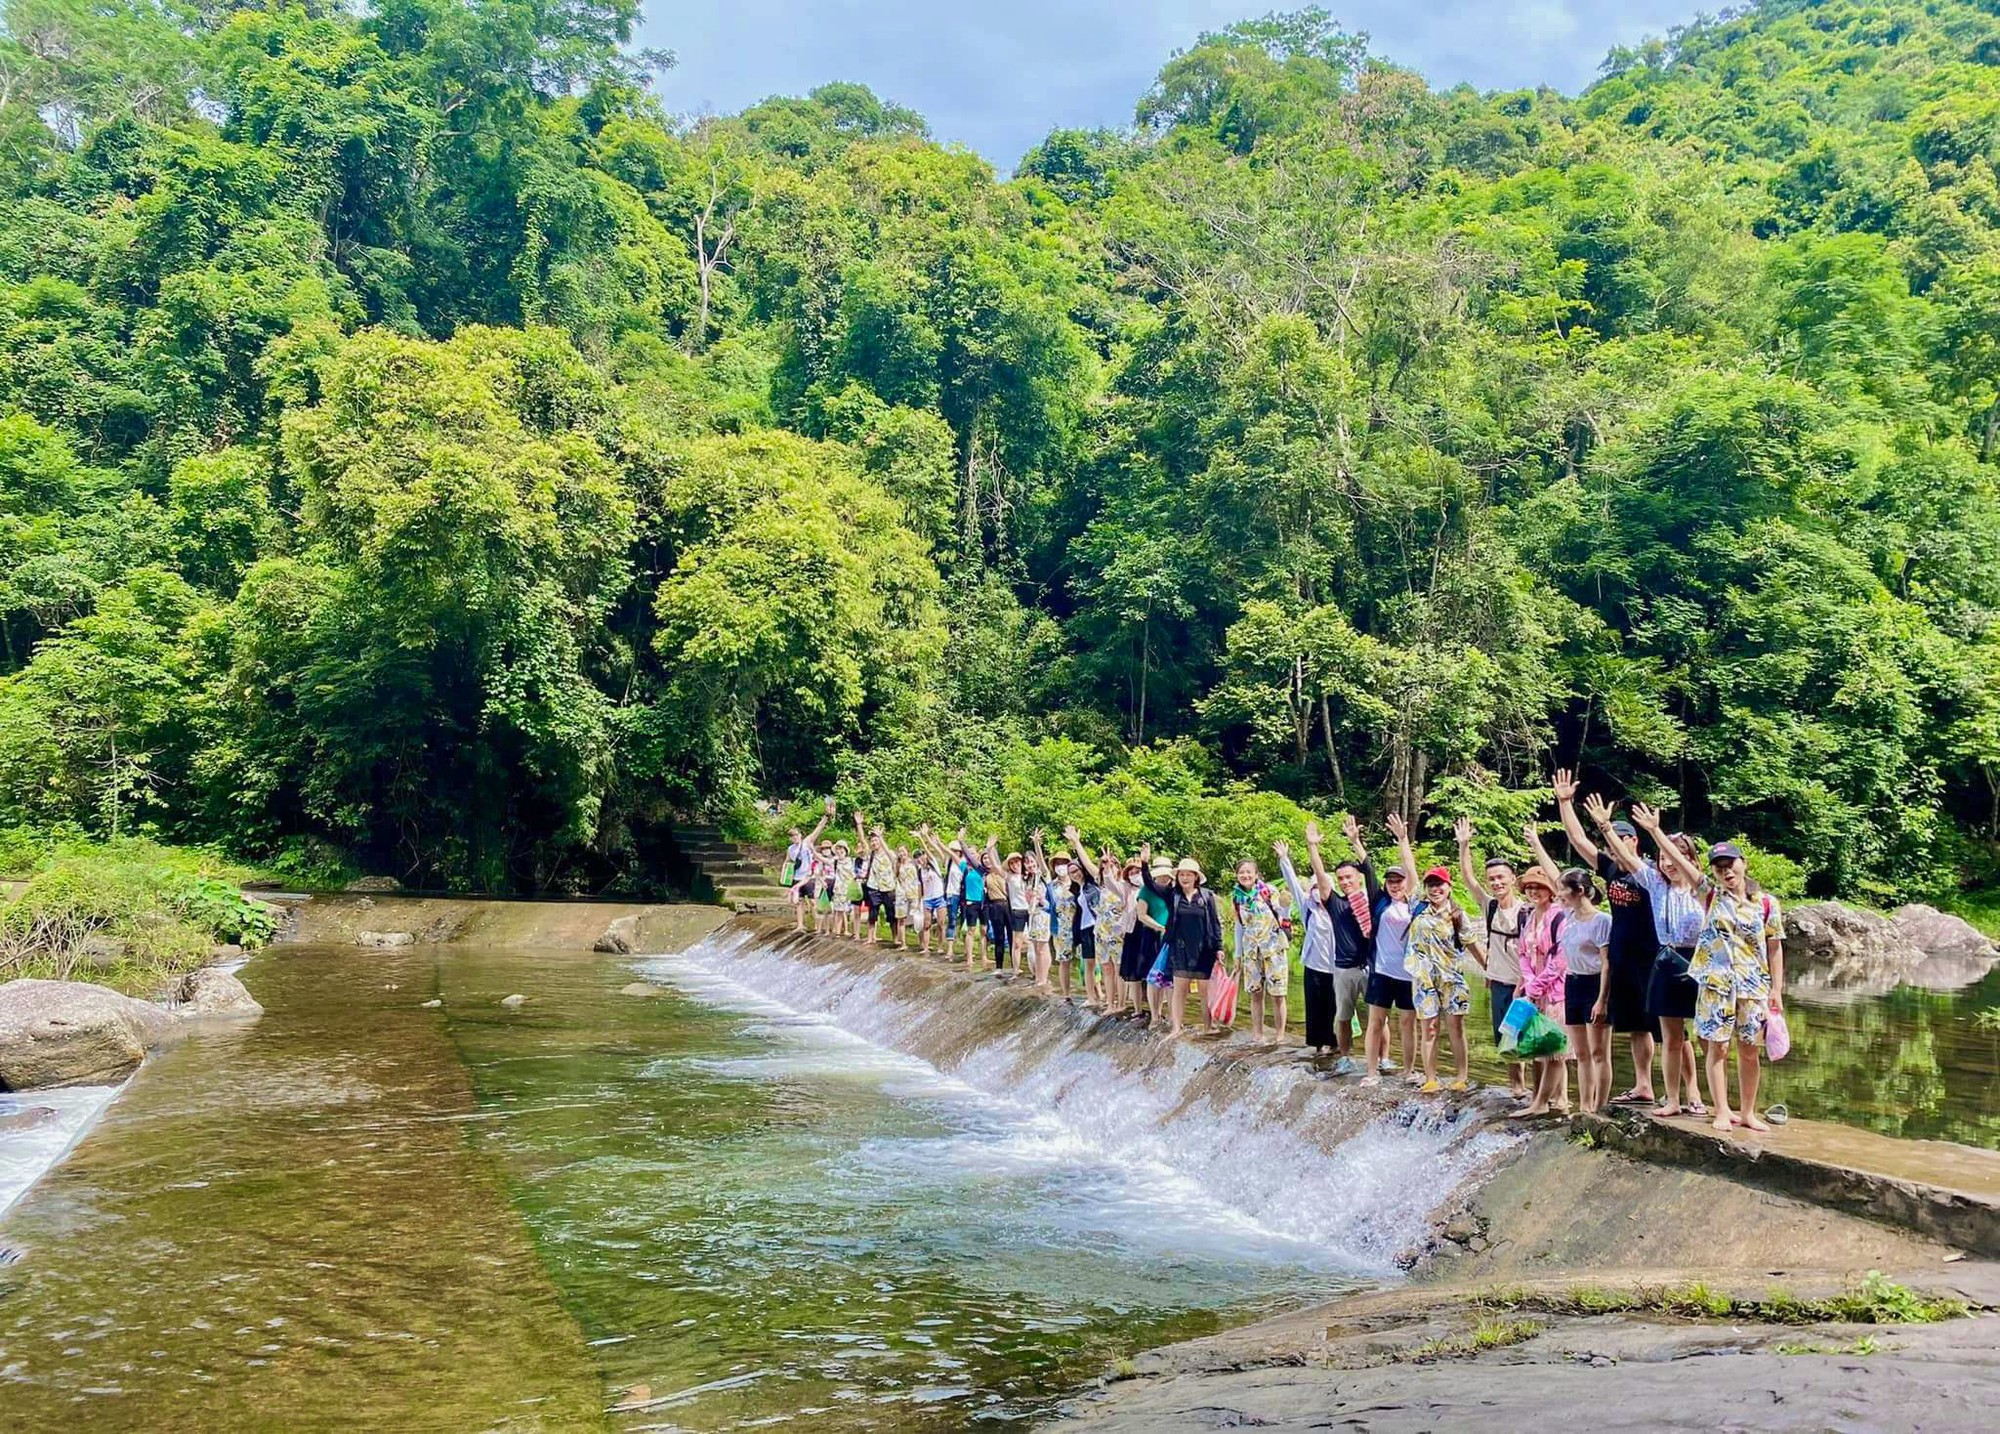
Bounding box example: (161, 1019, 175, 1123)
(1061, 827, 1105, 1008)
(1456, 817, 1529, 1099)
(1512, 843, 1570, 1118)
(895, 844, 924, 951)
(1026, 834, 1057, 989)
(1229, 857, 1292, 1042)
(1652, 835, 1786, 1134)
(1361, 813, 1420, 1084)
(1091, 842, 1133, 1015)
(1146, 856, 1224, 1038)
(785, 799, 833, 933)
(1276, 833, 1336, 1058)
(1407, 865, 1481, 1093)
(1527, 823, 1611, 1113)
(1554, 770, 1659, 1106)
(1322, 815, 1382, 1076)
(1589, 797, 1706, 1118)
(829, 839, 857, 939)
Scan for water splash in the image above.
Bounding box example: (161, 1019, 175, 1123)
(637, 926, 1516, 1275)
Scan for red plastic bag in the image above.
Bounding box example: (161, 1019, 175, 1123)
(1206, 964, 1238, 1026)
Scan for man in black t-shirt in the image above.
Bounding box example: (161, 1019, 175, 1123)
(1555, 770, 1660, 1104)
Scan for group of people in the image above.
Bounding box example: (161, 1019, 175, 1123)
(780, 769, 1787, 1130)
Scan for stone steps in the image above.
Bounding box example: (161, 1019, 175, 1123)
(671, 825, 786, 913)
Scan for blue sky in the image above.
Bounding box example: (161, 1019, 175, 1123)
(644, 2, 1699, 170)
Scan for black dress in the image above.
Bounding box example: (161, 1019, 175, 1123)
(1146, 874, 1222, 979)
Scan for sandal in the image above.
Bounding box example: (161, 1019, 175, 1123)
(1764, 1103, 1789, 1126)
(1611, 1089, 1654, 1105)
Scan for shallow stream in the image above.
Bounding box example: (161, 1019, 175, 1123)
(0, 926, 1371, 1430)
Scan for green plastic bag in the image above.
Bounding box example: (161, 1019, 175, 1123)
(1515, 1008, 1570, 1060)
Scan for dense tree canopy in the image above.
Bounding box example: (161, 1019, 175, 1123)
(1, 0, 1997, 901)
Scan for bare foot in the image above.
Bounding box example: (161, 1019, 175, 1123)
(1508, 1104, 1550, 1120)
(1711, 1113, 1734, 1133)
(1743, 1115, 1772, 1133)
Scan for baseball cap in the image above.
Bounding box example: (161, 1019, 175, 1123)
(1708, 841, 1746, 863)
(1423, 866, 1453, 885)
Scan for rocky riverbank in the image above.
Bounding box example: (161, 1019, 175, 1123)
(0, 965, 262, 1091)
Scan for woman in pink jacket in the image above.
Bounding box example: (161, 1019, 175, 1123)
(1511, 833, 1570, 1119)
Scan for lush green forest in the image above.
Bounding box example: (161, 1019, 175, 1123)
(1, 0, 1997, 901)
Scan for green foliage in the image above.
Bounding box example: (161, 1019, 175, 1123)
(0, 834, 276, 993)
(0, 0, 1996, 908)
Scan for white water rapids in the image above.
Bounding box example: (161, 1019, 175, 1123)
(638, 924, 1517, 1277)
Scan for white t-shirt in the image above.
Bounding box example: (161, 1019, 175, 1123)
(1560, 910, 1611, 977)
(920, 864, 945, 901)
(1373, 899, 1415, 980)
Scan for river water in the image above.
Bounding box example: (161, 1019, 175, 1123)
(4, 916, 1990, 1430)
(0, 926, 1399, 1430)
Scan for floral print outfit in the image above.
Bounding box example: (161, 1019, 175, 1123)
(1689, 886, 1782, 1044)
(1230, 882, 1291, 994)
(1406, 900, 1470, 1019)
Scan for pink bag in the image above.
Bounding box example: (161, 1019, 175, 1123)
(1206, 964, 1239, 1026)
(1765, 1008, 1791, 1062)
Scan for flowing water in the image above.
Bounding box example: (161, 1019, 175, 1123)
(6, 911, 1987, 1432)
(0, 919, 1508, 1431)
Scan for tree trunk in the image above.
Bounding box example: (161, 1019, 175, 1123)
(1319, 692, 1346, 803)
(1137, 614, 1150, 745)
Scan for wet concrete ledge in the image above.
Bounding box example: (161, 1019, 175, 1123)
(1573, 1105, 2000, 1259)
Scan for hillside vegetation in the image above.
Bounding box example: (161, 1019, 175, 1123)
(1, 0, 1997, 900)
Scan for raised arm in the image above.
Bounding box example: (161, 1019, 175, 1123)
(1030, 827, 1047, 874)
(1343, 813, 1382, 903)
(1522, 823, 1564, 893)
(1062, 824, 1091, 875)
(1303, 820, 1335, 902)
(1552, 769, 1599, 868)
(1633, 803, 1702, 887)
(1386, 812, 1418, 891)
(1455, 815, 1494, 909)
(1274, 838, 1311, 916)
(1582, 793, 1643, 874)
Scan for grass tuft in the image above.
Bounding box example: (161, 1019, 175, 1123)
(1470, 1273, 1965, 1327)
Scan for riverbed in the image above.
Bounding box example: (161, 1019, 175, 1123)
(0, 922, 1360, 1429)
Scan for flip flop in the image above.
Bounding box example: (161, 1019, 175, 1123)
(1611, 1090, 1654, 1105)
(1765, 1104, 1789, 1126)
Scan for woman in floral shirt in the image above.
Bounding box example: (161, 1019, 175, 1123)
(1229, 858, 1292, 1042)
(1647, 823, 1786, 1134)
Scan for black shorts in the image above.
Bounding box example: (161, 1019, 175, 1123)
(1606, 945, 1661, 1035)
(1366, 970, 1414, 1011)
(1008, 908, 1028, 934)
(865, 888, 894, 919)
(1647, 947, 1698, 1021)
(1078, 927, 1097, 963)
(1563, 972, 1602, 1027)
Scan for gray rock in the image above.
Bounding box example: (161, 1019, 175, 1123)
(209, 942, 245, 961)
(344, 875, 403, 893)
(595, 914, 640, 955)
(356, 930, 415, 949)
(0, 979, 175, 1091)
(1890, 904, 1999, 962)
(499, 993, 526, 1009)
(617, 981, 660, 998)
(1784, 900, 1998, 1001)
(174, 967, 263, 1020)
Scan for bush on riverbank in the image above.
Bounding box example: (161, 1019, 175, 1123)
(0, 835, 278, 995)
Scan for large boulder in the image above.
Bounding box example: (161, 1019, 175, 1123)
(1782, 900, 1998, 1002)
(356, 930, 415, 949)
(0, 979, 175, 1091)
(345, 875, 403, 893)
(174, 966, 264, 1020)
